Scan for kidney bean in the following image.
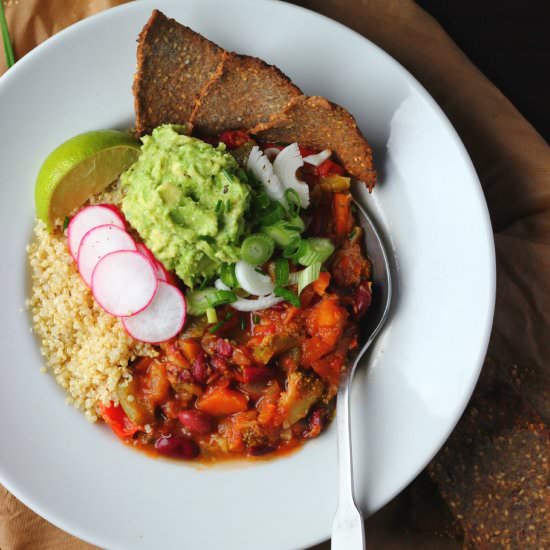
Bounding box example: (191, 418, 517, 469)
(210, 356, 229, 373)
(215, 338, 233, 358)
(302, 407, 328, 439)
(241, 365, 273, 384)
(191, 355, 208, 384)
(354, 282, 372, 319)
(154, 435, 200, 459)
(248, 444, 276, 456)
(178, 410, 215, 435)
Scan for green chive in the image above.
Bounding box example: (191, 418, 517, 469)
(275, 258, 289, 286)
(0, 1, 15, 69)
(284, 188, 301, 215)
(206, 307, 218, 324)
(274, 286, 301, 308)
(208, 311, 234, 334)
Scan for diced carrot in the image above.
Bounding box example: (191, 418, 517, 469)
(99, 403, 141, 439)
(284, 305, 300, 324)
(257, 381, 282, 427)
(302, 298, 348, 364)
(332, 192, 353, 237)
(196, 385, 249, 416)
(307, 297, 348, 334)
(180, 339, 203, 362)
(301, 337, 334, 365)
(312, 271, 331, 295)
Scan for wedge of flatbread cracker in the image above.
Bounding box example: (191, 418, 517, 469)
(248, 96, 376, 190)
(191, 52, 301, 134)
(134, 10, 224, 136)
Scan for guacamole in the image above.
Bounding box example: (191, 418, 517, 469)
(121, 125, 250, 287)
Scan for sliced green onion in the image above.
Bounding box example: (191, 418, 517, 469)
(187, 288, 237, 315)
(254, 190, 271, 209)
(287, 215, 305, 232)
(283, 238, 307, 261)
(198, 277, 209, 290)
(297, 237, 335, 266)
(220, 263, 238, 288)
(257, 202, 287, 226)
(263, 220, 302, 248)
(275, 258, 289, 286)
(237, 168, 249, 184)
(274, 286, 301, 308)
(207, 290, 238, 308)
(295, 262, 321, 294)
(247, 170, 263, 189)
(206, 307, 218, 324)
(284, 188, 301, 216)
(241, 234, 275, 265)
(209, 311, 234, 334)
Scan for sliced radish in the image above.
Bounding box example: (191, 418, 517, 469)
(91, 250, 158, 317)
(122, 281, 186, 343)
(67, 205, 125, 260)
(136, 242, 155, 263)
(135, 242, 169, 282)
(154, 261, 169, 282)
(77, 225, 136, 286)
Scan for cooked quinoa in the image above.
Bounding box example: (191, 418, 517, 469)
(27, 203, 156, 422)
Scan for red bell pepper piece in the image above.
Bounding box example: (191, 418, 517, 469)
(99, 402, 141, 439)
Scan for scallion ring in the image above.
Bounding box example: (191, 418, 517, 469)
(297, 237, 335, 266)
(240, 234, 275, 265)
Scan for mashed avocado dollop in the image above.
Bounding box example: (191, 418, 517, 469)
(121, 125, 250, 287)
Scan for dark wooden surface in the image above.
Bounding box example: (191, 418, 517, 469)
(417, 0, 550, 143)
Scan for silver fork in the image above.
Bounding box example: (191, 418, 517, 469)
(331, 197, 393, 550)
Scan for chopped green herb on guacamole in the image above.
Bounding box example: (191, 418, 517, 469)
(121, 125, 251, 287)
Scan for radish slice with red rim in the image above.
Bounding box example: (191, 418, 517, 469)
(91, 250, 158, 317)
(122, 281, 187, 343)
(154, 262, 168, 282)
(136, 242, 156, 264)
(135, 242, 169, 282)
(77, 224, 136, 286)
(67, 205, 125, 260)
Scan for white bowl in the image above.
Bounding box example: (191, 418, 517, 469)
(0, 1, 495, 549)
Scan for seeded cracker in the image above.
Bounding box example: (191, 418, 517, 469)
(191, 52, 301, 134)
(248, 95, 376, 190)
(134, 10, 224, 136)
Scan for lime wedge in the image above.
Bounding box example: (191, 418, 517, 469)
(35, 130, 141, 228)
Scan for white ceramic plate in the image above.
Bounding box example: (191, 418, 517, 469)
(0, 1, 495, 549)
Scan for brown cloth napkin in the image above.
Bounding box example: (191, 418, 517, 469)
(2, 0, 549, 548)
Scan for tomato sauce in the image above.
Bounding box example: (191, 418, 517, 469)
(100, 132, 372, 462)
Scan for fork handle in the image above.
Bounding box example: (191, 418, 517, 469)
(331, 378, 365, 550)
